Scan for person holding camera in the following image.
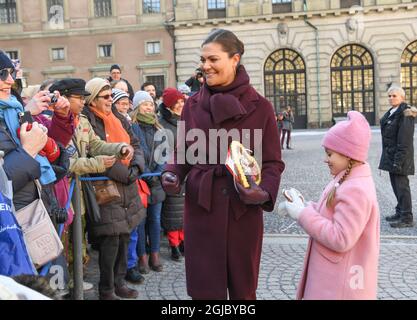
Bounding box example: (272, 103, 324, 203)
(0, 50, 56, 211)
(185, 68, 204, 95)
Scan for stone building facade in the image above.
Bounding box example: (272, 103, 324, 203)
(0, 0, 176, 92)
(172, 0, 417, 128)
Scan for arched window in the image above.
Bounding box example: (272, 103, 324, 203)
(401, 40, 417, 106)
(264, 48, 307, 129)
(331, 44, 375, 124)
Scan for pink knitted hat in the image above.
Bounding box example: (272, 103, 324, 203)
(322, 111, 371, 162)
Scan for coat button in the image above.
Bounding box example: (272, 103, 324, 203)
(222, 188, 228, 196)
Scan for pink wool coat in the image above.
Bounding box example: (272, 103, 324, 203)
(296, 163, 380, 300)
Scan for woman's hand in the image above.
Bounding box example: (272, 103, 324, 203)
(102, 155, 116, 168)
(52, 91, 71, 117)
(120, 145, 134, 162)
(235, 176, 270, 205)
(20, 122, 48, 157)
(25, 90, 51, 115)
(161, 171, 181, 194)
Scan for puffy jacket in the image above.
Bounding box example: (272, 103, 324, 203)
(379, 103, 416, 175)
(158, 104, 185, 231)
(0, 122, 41, 210)
(83, 106, 146, 237)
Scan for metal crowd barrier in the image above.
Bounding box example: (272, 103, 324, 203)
(40, 172, 162, 300)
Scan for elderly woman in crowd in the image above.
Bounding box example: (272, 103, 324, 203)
(83, 78, 146, 300)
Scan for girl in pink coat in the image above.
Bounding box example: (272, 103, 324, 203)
(281, 111, 380, 300)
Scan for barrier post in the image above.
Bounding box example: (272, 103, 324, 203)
(71, 175, 83, 300)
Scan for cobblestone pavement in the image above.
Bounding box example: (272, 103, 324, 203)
(84, 234, 417, 300)
(82, 128, 417, 300)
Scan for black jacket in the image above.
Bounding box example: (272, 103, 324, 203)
(82, 106, 146, 237)
(185, 77, 201, 93)
(158, 104, 184, 231)
(0, 122, 41, 210)
(379, 103, 416, 175)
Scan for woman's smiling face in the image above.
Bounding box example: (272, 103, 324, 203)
(199, 42, 240, 87)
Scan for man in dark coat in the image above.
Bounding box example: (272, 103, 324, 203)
(379, 85, 417, 228)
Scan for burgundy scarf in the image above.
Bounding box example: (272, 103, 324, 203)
(198, 65, 255, 126)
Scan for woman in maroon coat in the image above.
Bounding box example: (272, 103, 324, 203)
(162, 29, 285, 300)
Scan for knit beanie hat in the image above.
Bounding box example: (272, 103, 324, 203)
(177, 84, 191, 95)
(85, 77, 110, 105)
(110, 64, 121, 72)
(132, 90, 154, 110)
(163, 87, 184, 109)
(0, 50, 14, 70)
(112, 88, 129, 104)
(322, 111, 371, 162)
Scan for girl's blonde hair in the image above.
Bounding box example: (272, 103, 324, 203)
(326, 159, 355, 208)
(130, 105, 163, 130)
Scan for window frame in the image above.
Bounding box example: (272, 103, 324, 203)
(93, 0, 112, 18)
(142, 0, 161, 14)
(272, 0, 292, 14)
(0, 0, 17, 24)
(263, 48, 307, 128)
(50, 47, 66, 62)
(330, 44, 375, 124)
(97, 43, 113, 59)
(207, 0, 226, 19)
(5, 49, 19, 60)
(146, 40, 161, 56)
(340, 0, 362, 9)
(401, 40, 417, 106)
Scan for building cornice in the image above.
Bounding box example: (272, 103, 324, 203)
(0, 23, 167, 41)
(170, 3, 417, 29)
(136, 60, 171, 69)
(41, 65, 75, 75)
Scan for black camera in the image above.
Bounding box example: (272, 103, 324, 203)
(50, 206, 68, 224)
(18, 111, 34, 126)
(48, 93, 58, 105)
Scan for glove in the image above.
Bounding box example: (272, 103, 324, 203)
(277, 201, 288, 217)
(235, 176, 270, 205)
(284, 188, 306, 220)
(127, 166, 140, 184)
(161, 171, 181, 195)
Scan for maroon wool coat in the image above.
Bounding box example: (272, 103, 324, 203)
(165, 66, 285, 299)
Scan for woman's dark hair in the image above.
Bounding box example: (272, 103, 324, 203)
(202, 29, 245, 58)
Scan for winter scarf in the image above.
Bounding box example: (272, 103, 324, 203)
(90, 107, 131, 166)
(0, 96, 56, 185)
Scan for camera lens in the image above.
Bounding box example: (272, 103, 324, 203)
(49, 93, 58, 105)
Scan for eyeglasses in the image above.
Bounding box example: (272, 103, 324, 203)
(0, 68, 16, 81)
(70, 95, 86, 102)
(96, 94, 112, 100)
